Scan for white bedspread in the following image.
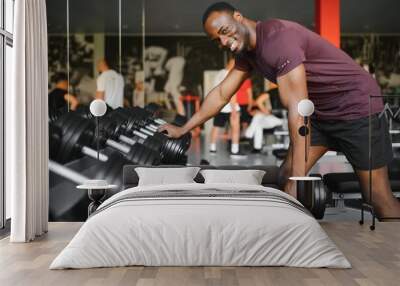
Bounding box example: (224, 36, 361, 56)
(50, 183, 350, 269)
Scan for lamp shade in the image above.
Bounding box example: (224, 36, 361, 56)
(90, 99, 107, 117)
(297, 99, 314, 117)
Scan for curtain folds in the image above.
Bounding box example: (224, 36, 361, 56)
(8, 0, 48, 242)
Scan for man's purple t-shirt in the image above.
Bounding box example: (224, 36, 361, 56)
(235, 19, 383, 120)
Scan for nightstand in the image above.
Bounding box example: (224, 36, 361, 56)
(77, 183, 117, 216)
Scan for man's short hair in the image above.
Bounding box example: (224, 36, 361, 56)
(54, 72, 68, 83)
(202, 2, 236, 26)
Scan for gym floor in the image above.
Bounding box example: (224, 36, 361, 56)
(187, 136, 354, 175)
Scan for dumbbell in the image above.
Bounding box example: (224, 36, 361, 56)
(308, 176, 326, 220)
(75, 106, 190, 159)
(51, 112, 161, 165)
(123, 121, 190, 163)
(49, 106, 68, 124)
(114, 106, 176, 130)
(49, 123, 62, 159)
(87, 106, 183, 153)
(50, 104, 191, 164)
(292, 175, 326, 219)
(118, 128, 187, 164)
(100, 109, 191, 162)
(119, 108, 191, 150)
(50, 112, 159, 165)
(112, 107, 165, 133)
(91, 112, 188, 163)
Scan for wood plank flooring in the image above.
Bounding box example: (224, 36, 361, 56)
(0, 221, 399, 286)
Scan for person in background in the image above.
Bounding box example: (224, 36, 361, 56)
(48, 72, 79, 115)
(144, 46, 168, 103)
(145, 46, 168, 78)
(179, 87, 201, 137)
(209, 57, 244, 156)
(235, 77, 253, 132)
(71, 68, 97, 106)
(133, 71, 145, 108)
(164, 56, 186, 115)
(245, 92, 283, 153)
(96, 59, 124, 109)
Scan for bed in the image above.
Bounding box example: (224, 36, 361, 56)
(50, 165, 350, 269)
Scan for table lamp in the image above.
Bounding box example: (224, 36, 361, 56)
(89, 99, 107, 160)
(297, 99, 314, 163)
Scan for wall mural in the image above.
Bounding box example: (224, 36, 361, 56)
(341, 35, 400, 97)
(49, 34, 225, 113)
(48, 34, 400, 222)
(49, 34, 400, 110)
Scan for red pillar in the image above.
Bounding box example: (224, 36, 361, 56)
(315, 0, 340, 47)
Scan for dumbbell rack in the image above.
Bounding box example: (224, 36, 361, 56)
(50, 107, 190, 165)
(361, 94, 400, 230)
(48, 106, 192, 221)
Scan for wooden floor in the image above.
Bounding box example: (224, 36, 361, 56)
(0, 221, 399, 286)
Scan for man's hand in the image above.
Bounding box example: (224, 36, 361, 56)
(157, 123, 185, 138)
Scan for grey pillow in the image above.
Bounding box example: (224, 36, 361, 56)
(135, 167, 201, 186)
(200, 169, 266, 185)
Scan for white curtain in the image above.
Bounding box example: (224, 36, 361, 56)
(7, 0, 48, 242)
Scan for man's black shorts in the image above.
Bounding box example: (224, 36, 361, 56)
(213, 112, 230, 127)
(311, 114, 393, 170)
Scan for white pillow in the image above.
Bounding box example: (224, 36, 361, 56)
(200, 169, 266, 185)
(135, 167, 201, 186)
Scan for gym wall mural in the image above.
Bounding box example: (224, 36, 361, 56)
(341, 35, 400, 96)
(48, 34, 225, 110)
(48, 33, 225, 222)
(48, 31, 400, 222)
(48, 34, 400, 109)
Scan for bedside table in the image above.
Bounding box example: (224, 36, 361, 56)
(77, 184, 118, 216)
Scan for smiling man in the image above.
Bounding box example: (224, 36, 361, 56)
(158, 2, 400, 219)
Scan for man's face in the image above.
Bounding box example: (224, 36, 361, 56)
(204, 11, 249, 54)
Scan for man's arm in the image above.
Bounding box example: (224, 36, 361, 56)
(159, 68, 249, 137)
(277, 64, 308, 178)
